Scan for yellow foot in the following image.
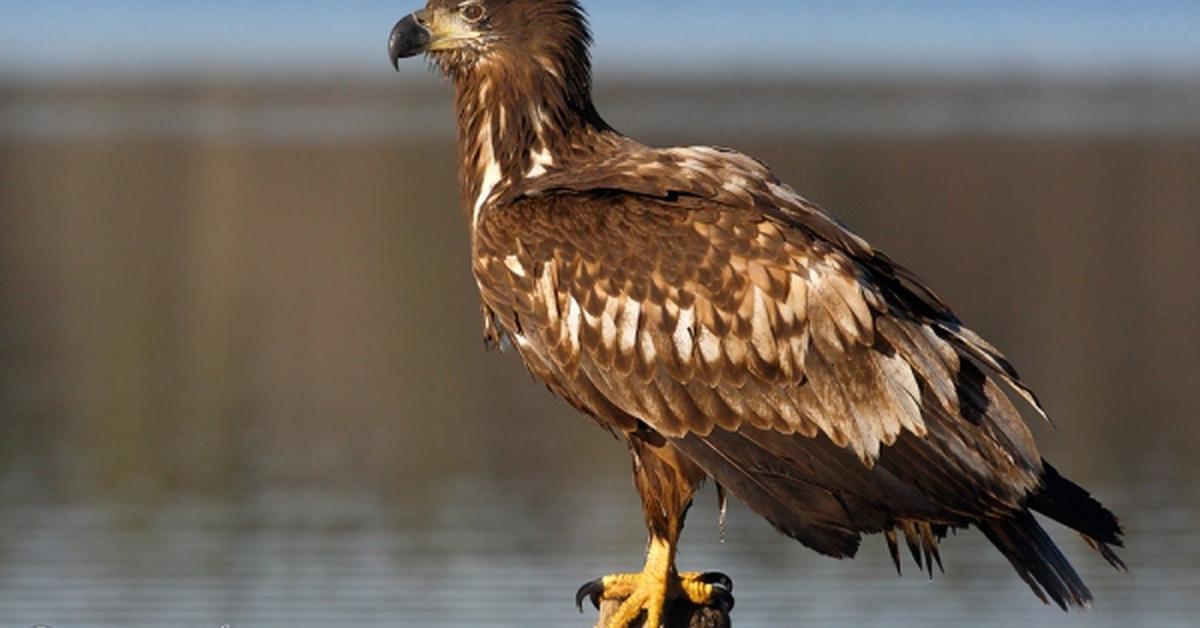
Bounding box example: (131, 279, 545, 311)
(576, 570, 734, 628)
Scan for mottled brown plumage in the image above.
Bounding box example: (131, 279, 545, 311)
(389, 0, 1124, 620)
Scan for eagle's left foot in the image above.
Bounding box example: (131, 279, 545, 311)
(576, 570, 734, 627)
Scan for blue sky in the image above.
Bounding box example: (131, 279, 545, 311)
(2, 1, 1199, 79)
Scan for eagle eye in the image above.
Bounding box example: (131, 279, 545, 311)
(461, 3, 486, 23)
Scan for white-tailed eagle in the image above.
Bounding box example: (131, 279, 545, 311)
(388, 2, 1124, 626)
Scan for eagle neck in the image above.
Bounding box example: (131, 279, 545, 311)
(454, 63, 612, 228)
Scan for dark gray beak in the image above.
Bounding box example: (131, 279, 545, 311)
(389, 12, 432, 70)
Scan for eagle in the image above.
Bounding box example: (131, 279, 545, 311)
(388, 2, 1125, 626)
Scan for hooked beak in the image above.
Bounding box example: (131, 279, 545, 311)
(389, 12, 432, 70)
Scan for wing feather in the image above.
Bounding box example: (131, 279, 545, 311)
(475, 143, 1047, 537)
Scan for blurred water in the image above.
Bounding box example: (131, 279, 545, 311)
(3, 80, 1200, 141)
(0, 476, 1195, 627)
(1, 79, 1199, 626)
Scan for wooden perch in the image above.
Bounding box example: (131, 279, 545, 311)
(593, 597, 733, 628)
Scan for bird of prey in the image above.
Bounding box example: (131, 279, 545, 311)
(388, 2, 1124, 626)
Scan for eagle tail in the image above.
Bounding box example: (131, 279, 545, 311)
(978, 509, 1096, 610)
(1027, 460, 1126, 571)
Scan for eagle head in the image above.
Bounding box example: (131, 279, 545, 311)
(389, 0, 591, 81)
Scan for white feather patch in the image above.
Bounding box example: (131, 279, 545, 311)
(565, 297, 582, 351)
(504, 254, 526, 277)
(601, 297, 619, 350)
(473, 124, 501, 226)
(538, 263, 558, 324)
(527, 147, 554, 178)
(474, 160, 501, 226)
(698, 325, 722, 365)
(639, 327, 658, 363)
(673, 306, 695, 360)
(721, 173, 751, 198)
(583, 306, 600, 331)
(618, 300, 641, 353)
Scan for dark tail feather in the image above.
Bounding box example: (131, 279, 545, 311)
(1027, 461, 1126, 571)
(979, 510, 1094, 610)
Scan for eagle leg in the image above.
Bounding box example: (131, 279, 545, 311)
(575, 437, 731, 627)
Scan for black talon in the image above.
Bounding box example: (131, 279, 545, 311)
(696, 571, 733, 593)
(693, 572, 735, 613)
(575, 578, 605, 612)
(708, 586, 735, 613)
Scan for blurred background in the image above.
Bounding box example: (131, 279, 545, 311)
(1, 1, 1198, 626)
